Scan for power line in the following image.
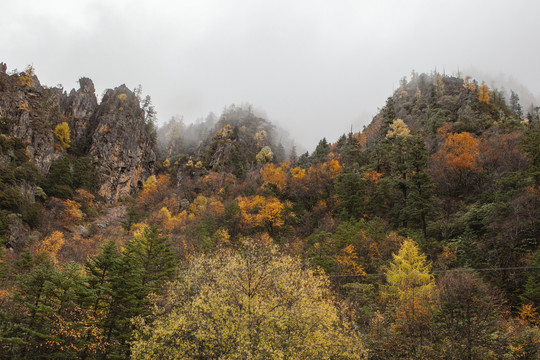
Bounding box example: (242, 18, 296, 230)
(324, 266, 540, 278)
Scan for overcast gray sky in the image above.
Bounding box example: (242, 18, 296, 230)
(2, 0, 539, 150)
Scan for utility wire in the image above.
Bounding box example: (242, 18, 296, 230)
(324, 266, 540, 278)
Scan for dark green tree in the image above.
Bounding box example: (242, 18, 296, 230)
(97, 226, 177, 358)
(335, 169, 367, 220)
(6, 253, 101, 359)
(123, 226, 177, 294)
(73, 156, 98, 192)
(510, 90, 523, 119)
(85, 240, 119, 313)
(385, 135, 434, 234)
(380, 97, 396, 136)
(311, 138, 330, 163)
(41, 158, 74, 198)
(521, 124, 540, 185)
(520, 251, 540, 307)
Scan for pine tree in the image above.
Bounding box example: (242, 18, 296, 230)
(9, 254, 102, 358)
(289, 144, 298, 164)
(335, 170, 367, 220)
(381, 97, 397, 136)
(311, 138, 330, 163)
(521, 124, 540, 185)
(520, 251, 540, 306)
(99, 226, 177, 357)
(385, 134, 434, 233)
(510, 90, 523, 119)
(340, 134, 363, 168)
(85, 240, 119, 313)
(123, 225, 177, 294)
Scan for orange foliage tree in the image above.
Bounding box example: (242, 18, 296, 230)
(235, 195, 287, 235)
(260, 162, 289, 193)
(335, 244, 366, 275)
(431, 124, 482, 193)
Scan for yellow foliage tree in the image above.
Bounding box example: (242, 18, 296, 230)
(18, 65, 34, 87)
(131, 222, 150, 238)
(290, 166, 306, 179)
(382, 238, 437, 358)
(213, 228, 230, 245)
(131, 240, 365, 359)
(385, 238, 435, 302)
(155, 207, 188, 233)
(386, 118, 411, 139)
(189, 195, 208, 216)
(138, 174, 171, 209)
(143, 175, 157, 190)
(207, 197, 225, 217)
(478, 81, 490, 104)
(54, 122, 71, 149)
(253, 129, 267, 147)
(33, 231, 66, 264)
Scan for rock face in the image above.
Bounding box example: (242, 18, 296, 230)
(0, 63, 156, 203)
(90, 85, 156, 202)
(60, 77, 98, 149)
(0, 63, 63, 173)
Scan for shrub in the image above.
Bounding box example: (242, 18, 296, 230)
(54, 122, 71, 149)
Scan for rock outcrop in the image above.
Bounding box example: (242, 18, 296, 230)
(90, 85, 156, 202)
(0, 64, 63, 173)
(60, 77, 98, 150)
(0, 63, 156, 203)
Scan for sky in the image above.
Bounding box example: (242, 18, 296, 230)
(2, 0, 539, 150)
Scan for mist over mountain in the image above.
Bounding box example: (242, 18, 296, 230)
(2, 1, 540, 357)
(1, 62, 540, 358)
(3, 1, 539, 151)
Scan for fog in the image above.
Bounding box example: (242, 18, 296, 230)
(2, 0, 539, 150)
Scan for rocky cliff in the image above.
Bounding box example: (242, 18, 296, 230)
(90, 85, 156, 202)
(0, 63, 63, 173)
(59, 76, 98, 151)
(0, 63, 156, 203)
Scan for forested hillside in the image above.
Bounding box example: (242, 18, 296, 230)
(1, 65, 540, 359)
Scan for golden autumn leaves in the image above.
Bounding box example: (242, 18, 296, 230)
(131, 240, 367, 360)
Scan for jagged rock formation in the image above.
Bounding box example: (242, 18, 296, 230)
(0, 63, 156, 203)
(90, 85, 156, 202)
(0, 63, 63, 173)
(59, 77, 98, 149)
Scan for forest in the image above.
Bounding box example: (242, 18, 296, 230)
(0, 66, 540, 359)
